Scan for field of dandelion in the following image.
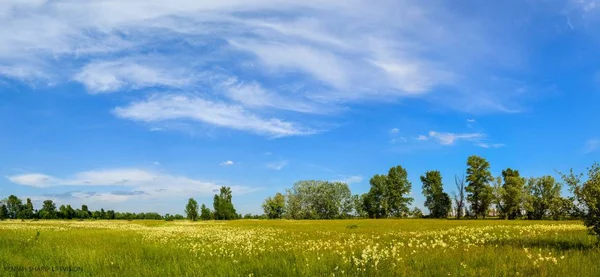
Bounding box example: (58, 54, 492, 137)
(0, 219, 598, 277)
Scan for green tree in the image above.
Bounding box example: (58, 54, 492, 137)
(524, 176, 561, 220)
(410, 207, 423, 218)
(0, 202, 7, 220)
(106, 210, 115, 220)
(549, 196, 575, 220)
(364, 166, 413, 218)
(500, 169, 526, 219)
(262, 192, 286, 219)
(6, 195, 23, 219)
(200, 204, 212, 220)
(213, 186, 237, 220)
(353, 194, 368, 218)
(17, 198, 35, 219)
(185, 198, 199, 221)
(363, 174, 388, 218)
(284, 181, 353, 219)
(560, 163, 600, 240)
(39, 200, 57, 219)
(420, 170, 452, 218)
(81, 205, 91, 218)
(466, 156, 494, 218)
(387, 166, 414, 217)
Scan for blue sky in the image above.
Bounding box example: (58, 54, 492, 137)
(0, 0, 599, 215)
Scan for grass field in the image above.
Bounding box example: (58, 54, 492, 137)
(0, 219, 598, 277)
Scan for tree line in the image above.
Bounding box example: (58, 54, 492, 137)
(260, 156, 600, 240)
(0, 195, 180, 220)
(260, 156, 597, 221)
(2, 156, 599, 241)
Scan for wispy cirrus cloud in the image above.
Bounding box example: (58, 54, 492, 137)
(427, 131, 485, 145)
(415, 130, 503, 148)
(0, 0, 545, 138)
(113, 94, 315, 137)
(74, 58, 194, 94)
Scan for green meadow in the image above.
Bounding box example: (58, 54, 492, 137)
(0, 219, 598, 277)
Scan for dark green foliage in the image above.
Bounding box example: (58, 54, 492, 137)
(213, 186, 237, 220)
(421, 170, 452, 218)
(410, 207, 423, 218)
(466, 156, 494, 218)
(363, 165, 413, 218)
(0, 202, 7, 220)
(200, 204, 212, 220)
(6, 195, 23, 219)
(37, 200, 57, 219)
(560, 162, 600, 240)
(524, 176, 561, 220)
(185, 198, 199, 221)
(262, 192, 286, 219)
(501, 169, 526, 219)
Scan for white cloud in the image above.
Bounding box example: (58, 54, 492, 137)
(466, 119, 476, 123)
(476, 143, 505, 149)
(220, 160, 235, 166)
(334, 175, 363, 184)
(74, 59, 193, 94)
(390, 128, 400, 134)
(229, 40, 349, 89)
(7, 168, 257, 200)
(416, 135, 429, 141)
(390, 137, 407, 144)
(266, 160, 288, 170)
(220, 78, 325, 114)
(585, 139, 599, 153)
(0, 0, 532, 114)
(428, 131, 485, 145)
(113, 94, 315, 137)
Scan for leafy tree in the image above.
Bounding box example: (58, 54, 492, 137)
(524, 176, 561, 220)
(262, 192, 286, 219)
(105, 210, 116, 220)
(386, 166, 414, 217)
(213, 186, 237, 220)
(81, 205, 91, 218)
(421, 170, 451, 218)
(410, 207, 423, 218)
(284, 181, 353, 219)
(17, 198, 36, 219)
(185, 198, 199, 221)
(452, 175, 466, 219)
(363, 174, 388, 218)
(549, 196, 575, 220)
(465, 156, 494, 218)
(39, 200, 57, 219)
(353, 194, 368, 218)
(500, 169, 526, 219)
(560, 163, 600, 240)
(92, 210, 102, 219)
(200, 204, 212, 220)
(364, 166, 413, 218)
(6, 195, 23, 219)
(0, 202, 7, 220)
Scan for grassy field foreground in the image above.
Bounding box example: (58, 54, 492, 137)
(0, 219, 598, 276)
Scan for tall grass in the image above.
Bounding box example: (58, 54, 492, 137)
(0, 219, 597, 276)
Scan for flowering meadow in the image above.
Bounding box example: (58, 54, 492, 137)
(0, 220, 598, 276)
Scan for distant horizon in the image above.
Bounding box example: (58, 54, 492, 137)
(1, 0, 599, 215)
